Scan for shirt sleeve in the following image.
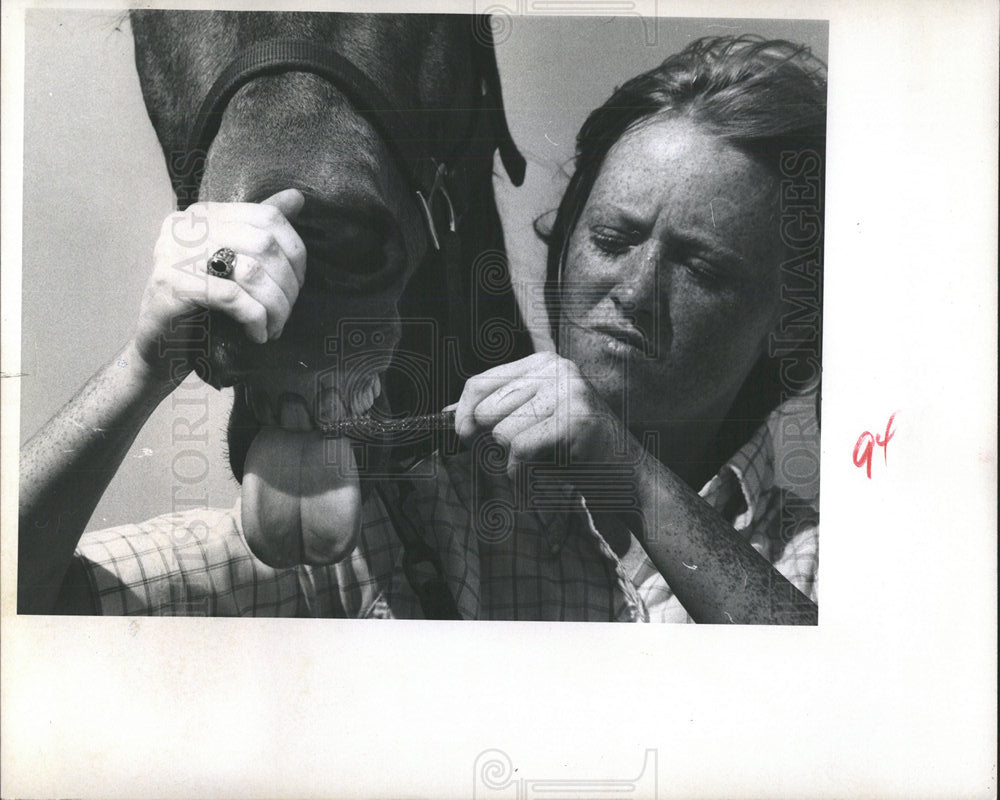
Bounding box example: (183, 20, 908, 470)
(69, 507, 322, 616)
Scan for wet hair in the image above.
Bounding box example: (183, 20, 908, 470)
(540, 35, 828, 343)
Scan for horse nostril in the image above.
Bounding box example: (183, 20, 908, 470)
(293, 198, 405, 295)
(302, 220, 382, 270)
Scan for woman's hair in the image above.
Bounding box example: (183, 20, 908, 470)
(541, 35, 828, 342)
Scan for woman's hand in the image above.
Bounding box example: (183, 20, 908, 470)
(19, 189, 309, 612)
(132, 188, 306, 384)
(454, 351, 641, 480)
(453, 351, 817, 623)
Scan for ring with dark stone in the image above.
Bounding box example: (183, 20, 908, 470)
(207, 247, 237, 279)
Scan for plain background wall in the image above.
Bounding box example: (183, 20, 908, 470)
(19, 11, 827, 529)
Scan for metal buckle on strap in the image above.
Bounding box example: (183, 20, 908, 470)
(415, 160, 456, 251)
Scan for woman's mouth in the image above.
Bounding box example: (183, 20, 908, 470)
(567, 319, 650, 356)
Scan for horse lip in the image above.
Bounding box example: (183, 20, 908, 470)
(225, 378, 395, 488)
(196, 362, 248, 390)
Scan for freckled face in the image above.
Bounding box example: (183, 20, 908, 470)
(558, 117, 785, 429)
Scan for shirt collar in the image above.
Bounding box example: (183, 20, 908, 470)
(696, 389, 820, 530)
(533, 479, 577, 553)
(699, 415, 775, 531)
(533, 414, 781, 542)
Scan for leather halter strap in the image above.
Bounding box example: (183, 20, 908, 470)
(179, 38, 506, 249)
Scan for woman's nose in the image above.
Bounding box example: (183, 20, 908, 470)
(609, 243, 662, 314)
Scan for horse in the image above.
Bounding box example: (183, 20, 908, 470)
(128, 11, 534, 568)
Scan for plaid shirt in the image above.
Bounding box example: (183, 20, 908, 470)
(68, 394, 819, 621)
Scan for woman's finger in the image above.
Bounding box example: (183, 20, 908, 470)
(226, 252, 293, 339)
(211, 221, 300, 308)
(490, 391, 550, 448)
(153, 268, 269, 344)
(455, 352, 559, 439)
(471, 377, 542, 432)
(191, 190, 303, 227)
(257, 191, 307, 287)
(504, 413, 563, 480)
(260, 188, 305, 220)
(191, 194, 307, 287)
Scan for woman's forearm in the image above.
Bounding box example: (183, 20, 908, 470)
(18, 341, 178, 613)
(634, 455, 818, 625)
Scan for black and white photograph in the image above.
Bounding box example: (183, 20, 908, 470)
(1, 1, 996, 798)
(17, 10, 827, 622)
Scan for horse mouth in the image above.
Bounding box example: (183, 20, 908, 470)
(227, 366, 389, 568)
(243, 369, 383, 431)
(226, 364, 390, 480)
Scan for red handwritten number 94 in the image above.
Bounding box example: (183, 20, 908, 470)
(853, 412, 898, 479)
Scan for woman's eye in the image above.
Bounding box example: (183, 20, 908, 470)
(590, 227, 635, 255)
(684, 259, 725, 288)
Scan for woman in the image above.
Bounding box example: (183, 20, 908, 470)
(19, 36, 825, 622)
(453, 35, 825, 623)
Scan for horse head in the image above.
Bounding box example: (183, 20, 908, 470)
(130, 11, 531, 564)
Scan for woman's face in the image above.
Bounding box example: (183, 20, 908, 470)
(559, 116, 785, 431)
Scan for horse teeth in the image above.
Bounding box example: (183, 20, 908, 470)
(316, 386, 347, 425)
(278, 393, 312, 431)
(318, 371, 343, 398)
(249, 370, 386, 430)
(346, 388, 361, 418)
(356, 382, 375, 416)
